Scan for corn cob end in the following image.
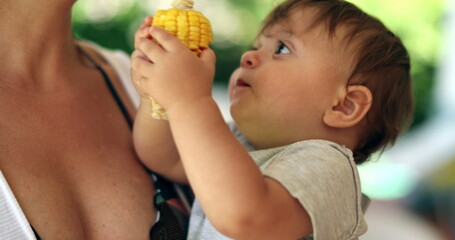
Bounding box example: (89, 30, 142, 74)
(150, 97, 169, 120)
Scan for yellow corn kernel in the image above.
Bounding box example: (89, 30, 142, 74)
(149, 0, 213, 120)
(151, 1, 213, 56)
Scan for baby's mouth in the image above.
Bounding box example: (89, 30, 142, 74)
(236, 79, 250, 87)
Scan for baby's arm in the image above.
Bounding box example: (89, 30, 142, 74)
(131, 18, 186, 183)
(133, 27, 312, 240)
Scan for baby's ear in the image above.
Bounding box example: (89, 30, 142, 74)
(323, 85, 372, 128)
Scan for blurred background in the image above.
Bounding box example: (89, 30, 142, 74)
(72, 0, 455, 239)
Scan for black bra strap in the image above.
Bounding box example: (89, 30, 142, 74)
(77, 46, 191, 239)
(31, 46, 189, 240)
(31, 225, 41, 240)
(77, 45, 133, 129)
(30, 46, 134, 239)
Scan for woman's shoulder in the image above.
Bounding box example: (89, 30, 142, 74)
(77, 40, 139, 108)
(77, 40, 130, 75)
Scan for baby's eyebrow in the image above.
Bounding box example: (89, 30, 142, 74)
(252, 28, 295, 49)
(250, 37, 262, 49)
(262, 26, 293, 39)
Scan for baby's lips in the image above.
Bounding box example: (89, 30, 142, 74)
(236, 79, 250, 87)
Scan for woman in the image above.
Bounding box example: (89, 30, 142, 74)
(0, 0, 157, 238)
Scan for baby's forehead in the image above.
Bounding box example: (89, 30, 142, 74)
(259, 25, 293, 39)
(259, 16, 337, 46)
(262, 8, 361, 50)
(260, 9, 330, 39)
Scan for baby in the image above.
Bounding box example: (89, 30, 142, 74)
(131, 0, 413, 239)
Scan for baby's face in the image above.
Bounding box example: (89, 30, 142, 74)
(229, 8, 355, 149)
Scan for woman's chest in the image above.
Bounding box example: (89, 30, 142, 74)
(0, 96, 156, 239)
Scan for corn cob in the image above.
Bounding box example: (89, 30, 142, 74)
(149, 0, 213, 120)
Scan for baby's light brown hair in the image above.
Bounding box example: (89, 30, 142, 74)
(260, 0, 414, 164)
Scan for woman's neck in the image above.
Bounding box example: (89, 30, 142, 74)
(0, 0, 81, 88)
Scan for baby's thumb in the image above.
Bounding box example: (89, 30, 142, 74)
(200, 48, 216, 64)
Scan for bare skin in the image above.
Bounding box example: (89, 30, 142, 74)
(0, 1, 156, 239)
(131, 7, 372, 239)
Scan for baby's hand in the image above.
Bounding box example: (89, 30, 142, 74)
(131, 26, 216, 113)
(131, 16, 153, 100)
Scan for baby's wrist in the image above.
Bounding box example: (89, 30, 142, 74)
(137, 98, 153, 112)
(139, 96, 151, 105)
(166, 96, 218, 120)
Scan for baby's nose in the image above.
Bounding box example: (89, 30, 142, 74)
(240, 51, 259, 68)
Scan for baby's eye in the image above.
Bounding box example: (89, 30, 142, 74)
(274, 41, 291, 54)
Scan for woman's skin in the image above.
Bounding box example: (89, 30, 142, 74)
(0, 0, 156, 239)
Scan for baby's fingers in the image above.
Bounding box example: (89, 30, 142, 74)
(131, 51, 155, 93)
(135, 27, 152, 49)
(134, 17, 153, 48)
(200, 48, 216, 65)
(131, 47, 151, 63)
(149, 26, 188, 53)
(136, 37, 165, 62)
(140, 16, 153, 28)
(131, 50, 153, 76)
